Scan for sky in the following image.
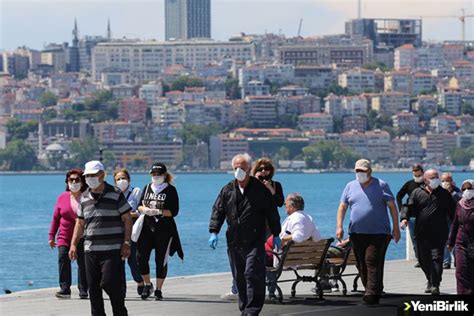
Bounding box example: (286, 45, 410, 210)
(0, 0, 473, 50)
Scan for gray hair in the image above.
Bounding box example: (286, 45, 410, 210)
(287, 193, 305, 210)
(231, 153, 252, 166)
(441, 172, 453, 181)
(424, 169, 439, 179)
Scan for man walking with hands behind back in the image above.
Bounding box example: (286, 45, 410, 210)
(208, 153, 281, 316)
(69, 160, 133, 316)
(336, 159, 400, 305)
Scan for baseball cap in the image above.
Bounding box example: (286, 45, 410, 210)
(84, 160, 105, 175)
(149, 162, 167, 175)
(354, 159, 371, 171)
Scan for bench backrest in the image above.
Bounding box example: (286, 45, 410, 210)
(281, 238, 334, 270)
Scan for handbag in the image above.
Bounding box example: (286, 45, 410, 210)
(131, 214, 145, 242)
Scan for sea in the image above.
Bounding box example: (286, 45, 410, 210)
(1, 171, 472, 293)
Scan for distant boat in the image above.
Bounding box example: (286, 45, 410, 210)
(470, 159, 474, 171)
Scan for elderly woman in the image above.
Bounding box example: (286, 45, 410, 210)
(48, 168, 88, 299)
(114, 168, 144, 296)
(448, 179, 474, 295)
(136, 162, 184, 300)
(251, 158, 284, 207)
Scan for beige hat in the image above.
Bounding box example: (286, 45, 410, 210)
(354, 159, 371, 171)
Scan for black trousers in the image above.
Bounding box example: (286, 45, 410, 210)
(350, 233, 391, 296)
(137, 226, 172, 279)
(228, 245, 266, 315)
(85, 250, 127, 316)
(58, 239, 88, 292)
(416, 236, 445, 288)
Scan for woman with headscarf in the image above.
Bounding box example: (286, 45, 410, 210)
(48, 168, 88, 299)
(136, 162, 184, 300)
(448, 179, 474, 295)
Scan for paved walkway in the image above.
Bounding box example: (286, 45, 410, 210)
(0, 260, 457, 316)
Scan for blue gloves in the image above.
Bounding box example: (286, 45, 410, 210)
(208, 233, 218, 249)
(273, 235, 282, 250)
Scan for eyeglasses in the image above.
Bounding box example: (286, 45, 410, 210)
(68, 177, 81, 183)
(257, 167, 271, 172)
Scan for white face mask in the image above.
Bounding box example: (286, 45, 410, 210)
(68, 182, 81, 193)
(234, 167, 247, 182)
(428, 178, 441, 190)
(462, 189, 474, 201)
(441, 181, 451, 190)
(356, 172, 368, 184)
(116, 179, 129, 192)
(86, 176, 101, 190)
(413, 176, 424, 183)
(152, 176, 165, 185)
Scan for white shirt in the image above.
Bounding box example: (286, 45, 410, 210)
(280, 210, 321, 243)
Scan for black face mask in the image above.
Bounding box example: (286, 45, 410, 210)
(258, 175, 271, 182)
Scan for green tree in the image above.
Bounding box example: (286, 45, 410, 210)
(177, 123, 223, 145)
(0, 140, 38, 170)
(42, 108, 57, 121)
(302, 140, 361, 169)
(6, 119, 37, 141)
(39, 91, 58, 107)
(461, 102, 474, 115)
(102, 150, 117, 169)
(361, 61, 390, 72)
(449, 146, 474, 165)
(66, 137, 99, 168)
(225, 78, 241, 99)
(171, 76, 204, 91)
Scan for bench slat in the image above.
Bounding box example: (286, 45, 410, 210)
(284, 258, 324, 266)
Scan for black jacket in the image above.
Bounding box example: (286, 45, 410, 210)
(400, 185, 456, 240)
(209, 177, 281, 248)
(396, 179, 423, 211)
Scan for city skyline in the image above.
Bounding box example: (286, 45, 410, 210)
(1, 0, 473, 50)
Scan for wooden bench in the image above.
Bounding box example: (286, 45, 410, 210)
(324, 244, 361, 295)
(266, 238, 334, 303)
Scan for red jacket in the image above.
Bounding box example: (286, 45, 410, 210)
(48, 192, 78, 247)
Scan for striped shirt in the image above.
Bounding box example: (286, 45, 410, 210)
(77, 182, 131, 252)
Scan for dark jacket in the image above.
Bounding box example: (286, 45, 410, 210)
(401, 185, 456, 241)
(448, 202, 474, 248)
(209, 177, 281, 248)
(271, 180, 284, 207)
(396, 179, 423, 211)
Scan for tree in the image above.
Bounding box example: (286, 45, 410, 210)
(0, 140, 38, 170)
(6, 119, 37, 141)
(171, 76, 204, 91)
(461, 102, 474, 115)
(449, 146, 474, 166)
(225, 78, 241, 99)
(66, 137, 99, 168)
(177, 123, 223, 145)
(361, 61, 390, 72)
(42, 108, 57, 121)
(302, 140, 361, 169)
(39, 91, 58, 107)
(102, 150, 117, 169)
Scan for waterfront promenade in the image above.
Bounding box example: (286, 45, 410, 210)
(0, 259, 457, 316)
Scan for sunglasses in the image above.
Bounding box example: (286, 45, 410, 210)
(68, 177, 81, 183)
(257, 167, 271, 172)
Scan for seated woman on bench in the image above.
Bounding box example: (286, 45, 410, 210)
(265, 193, 321, 300)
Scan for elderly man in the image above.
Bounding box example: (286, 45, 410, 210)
(209, 153, 281, 316)
(336, 159, 400, 305)
(400, 169, 457, 295)
(69, 161, 133, 316)
(441, 172, 462, 269)
(265, 193, 320, 299)
(396, 164, 424, 267)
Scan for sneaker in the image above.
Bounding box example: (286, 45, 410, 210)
(79, 290, 88, 299)
(431, 286, 440, 296)
(154, 289, 163, 301)
(55, 289, 71, 299)
(267, 293, 278, 302)
(424, 283, 432, 294)
(137, 285, 144, 296)
(220, 291, 238, 300)
(331, 284, 340, 292)
(141, 283, 154, 300)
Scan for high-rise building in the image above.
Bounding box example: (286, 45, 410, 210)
(68, 19, 80, 72)
(165, 0, 211, 40)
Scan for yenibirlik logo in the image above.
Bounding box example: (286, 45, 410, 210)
(404, 300, 469, 312)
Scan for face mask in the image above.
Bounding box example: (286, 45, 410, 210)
(462, 189, 474, 200)
(356, 172, 368, 184)
(234, 167, 247, 182)
(86, 176, 101, 190)
(441, 181, 450, 190)
(258, 175, 271, 182)
(116, 179, 129, 192)
(152, 176, 165, 185)
(413, 176, 424, 183)
(428, 178, 441, 190)
(68, 182, 81, 193)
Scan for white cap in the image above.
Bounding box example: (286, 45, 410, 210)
(84, 160, 104, 175)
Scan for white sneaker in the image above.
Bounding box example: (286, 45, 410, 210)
(220, 291, 238, 300)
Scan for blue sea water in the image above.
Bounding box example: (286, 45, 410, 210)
(0, 171, 472, 293)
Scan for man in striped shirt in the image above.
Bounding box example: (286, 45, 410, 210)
(69, 161, 133, 316)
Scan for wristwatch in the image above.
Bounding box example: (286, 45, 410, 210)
(123, 240, 132, 247)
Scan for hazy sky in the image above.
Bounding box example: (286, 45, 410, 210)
(1, 0, 473, 50)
